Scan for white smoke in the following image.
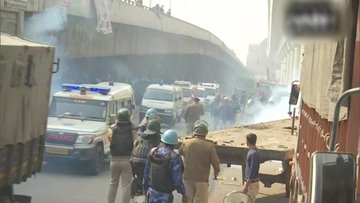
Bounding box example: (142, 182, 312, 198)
(250, 97, 290, 124)
(24, 6, 67, 45)
(23, 6, 68, 95)
(239, 86, 292, 125)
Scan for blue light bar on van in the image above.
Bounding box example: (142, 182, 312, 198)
(62, 84, 80, 91)
(62, 84, 111, 95)
(89, 87, 111, 95)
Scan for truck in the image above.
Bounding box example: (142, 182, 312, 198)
(178, 118, 297, 197)
(285, 2, 360, 202)
(0, 33, 56, 203)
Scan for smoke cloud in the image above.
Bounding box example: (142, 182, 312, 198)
(24, 6, 67, 45)
(238, 85, 292, 125)
(23, 6, 68, 95)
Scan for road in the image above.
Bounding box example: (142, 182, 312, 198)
(15, 160, 288, 203)
(15, 107, 290, 203)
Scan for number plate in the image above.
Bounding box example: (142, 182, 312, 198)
(46, 147, 69, 155)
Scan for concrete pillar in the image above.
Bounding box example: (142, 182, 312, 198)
(289, 48, 295, 84)
(286, 51, 291, 84)
(281, 58, 287, 84)
(17, 10, 24, 35)
(293, 46, 300, 81)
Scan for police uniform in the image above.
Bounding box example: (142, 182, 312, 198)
(143, 146, 186, 203)
(184, 101, 204, 135)
(107, 121, 134, 203)
(179, 136, 220, 203)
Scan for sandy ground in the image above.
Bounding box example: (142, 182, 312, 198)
(208, 162, 289, 203)
(180, 118, 297, 151)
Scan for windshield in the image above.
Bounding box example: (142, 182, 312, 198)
(196, 90, 205, 97)
(182, 88, 192, 97)
(49, 97, 108, 121)
(143, 89, 174, 102)
(205, 88, 216, 96)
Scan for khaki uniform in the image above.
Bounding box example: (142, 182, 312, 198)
(184, 102, 204, 135)
(179, 137, 220, 203)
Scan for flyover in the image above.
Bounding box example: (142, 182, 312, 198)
(36, 0, 254, 94)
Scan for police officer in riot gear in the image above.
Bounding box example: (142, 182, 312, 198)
(107, 108, 135, 203)
(143, 130, 187, 203)
(138, 108, 160, 136)
(130, 119, 162, 197)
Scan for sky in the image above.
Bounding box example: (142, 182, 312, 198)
(143, 0, 269, 64)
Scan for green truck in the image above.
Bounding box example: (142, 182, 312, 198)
(0, 33, 56, 203)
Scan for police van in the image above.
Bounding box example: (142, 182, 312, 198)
(45, 81, 135, 174)
(173, 81, 197, 118)
(140, 84, 183, 127)
(198, 83, 220, 110)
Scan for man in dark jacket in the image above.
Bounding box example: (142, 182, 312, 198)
(210, 94, 221, 130)
(130, 119, 162, 197)
(107, 108, 135, 203)
(217, 97, 231, 129)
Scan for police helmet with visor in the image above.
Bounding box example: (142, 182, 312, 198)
(117, 108, 130, 122)
(144, 119, 161, 135)
(192, 120, 209, 136)
(161, 130, 178, 145)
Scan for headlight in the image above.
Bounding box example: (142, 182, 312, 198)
(141, 106, 149, 112)
(164, 109, 173, 113)
(76, 135, 94, 144)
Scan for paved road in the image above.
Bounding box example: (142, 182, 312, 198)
(15, 106, 290, 203)
(15, 161, 288, 203)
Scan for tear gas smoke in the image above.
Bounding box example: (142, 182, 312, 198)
(24, 6, 67, 45)
(243, 86, 291, 125)
(23, 6, 68, 95)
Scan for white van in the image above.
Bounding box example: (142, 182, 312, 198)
(173, 80, 195, 104)
(195, 86, 206, 105)
(198, 83, 220, 110)
(45, 81, 135, 175)
(141, 84, 183, 126)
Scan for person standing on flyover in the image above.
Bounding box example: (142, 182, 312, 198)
(107, 108, 135, 203)
(184, 98, 204, 135)
(242, 133, 261, 202)
(179, 120, 220, 203)
(143, 130, 188, 203)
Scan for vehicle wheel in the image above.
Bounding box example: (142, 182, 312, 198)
(89, 145, 104, 175)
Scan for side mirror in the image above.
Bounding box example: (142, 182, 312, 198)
(108, 114, 116, 125)
(308, 151, 356, 203)
(289, 84, 300, 105)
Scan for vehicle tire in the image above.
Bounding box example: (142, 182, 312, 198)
(89, 145, 104, 175)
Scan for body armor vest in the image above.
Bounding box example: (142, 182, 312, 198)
(148, 148, 177, 194)
(110, 122, 133, 156)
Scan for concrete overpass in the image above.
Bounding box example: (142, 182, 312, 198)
(1, 0, 255, 94)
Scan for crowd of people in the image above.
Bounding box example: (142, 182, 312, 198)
(107, 108, 261, 203)
(183, 92, 248, 133)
